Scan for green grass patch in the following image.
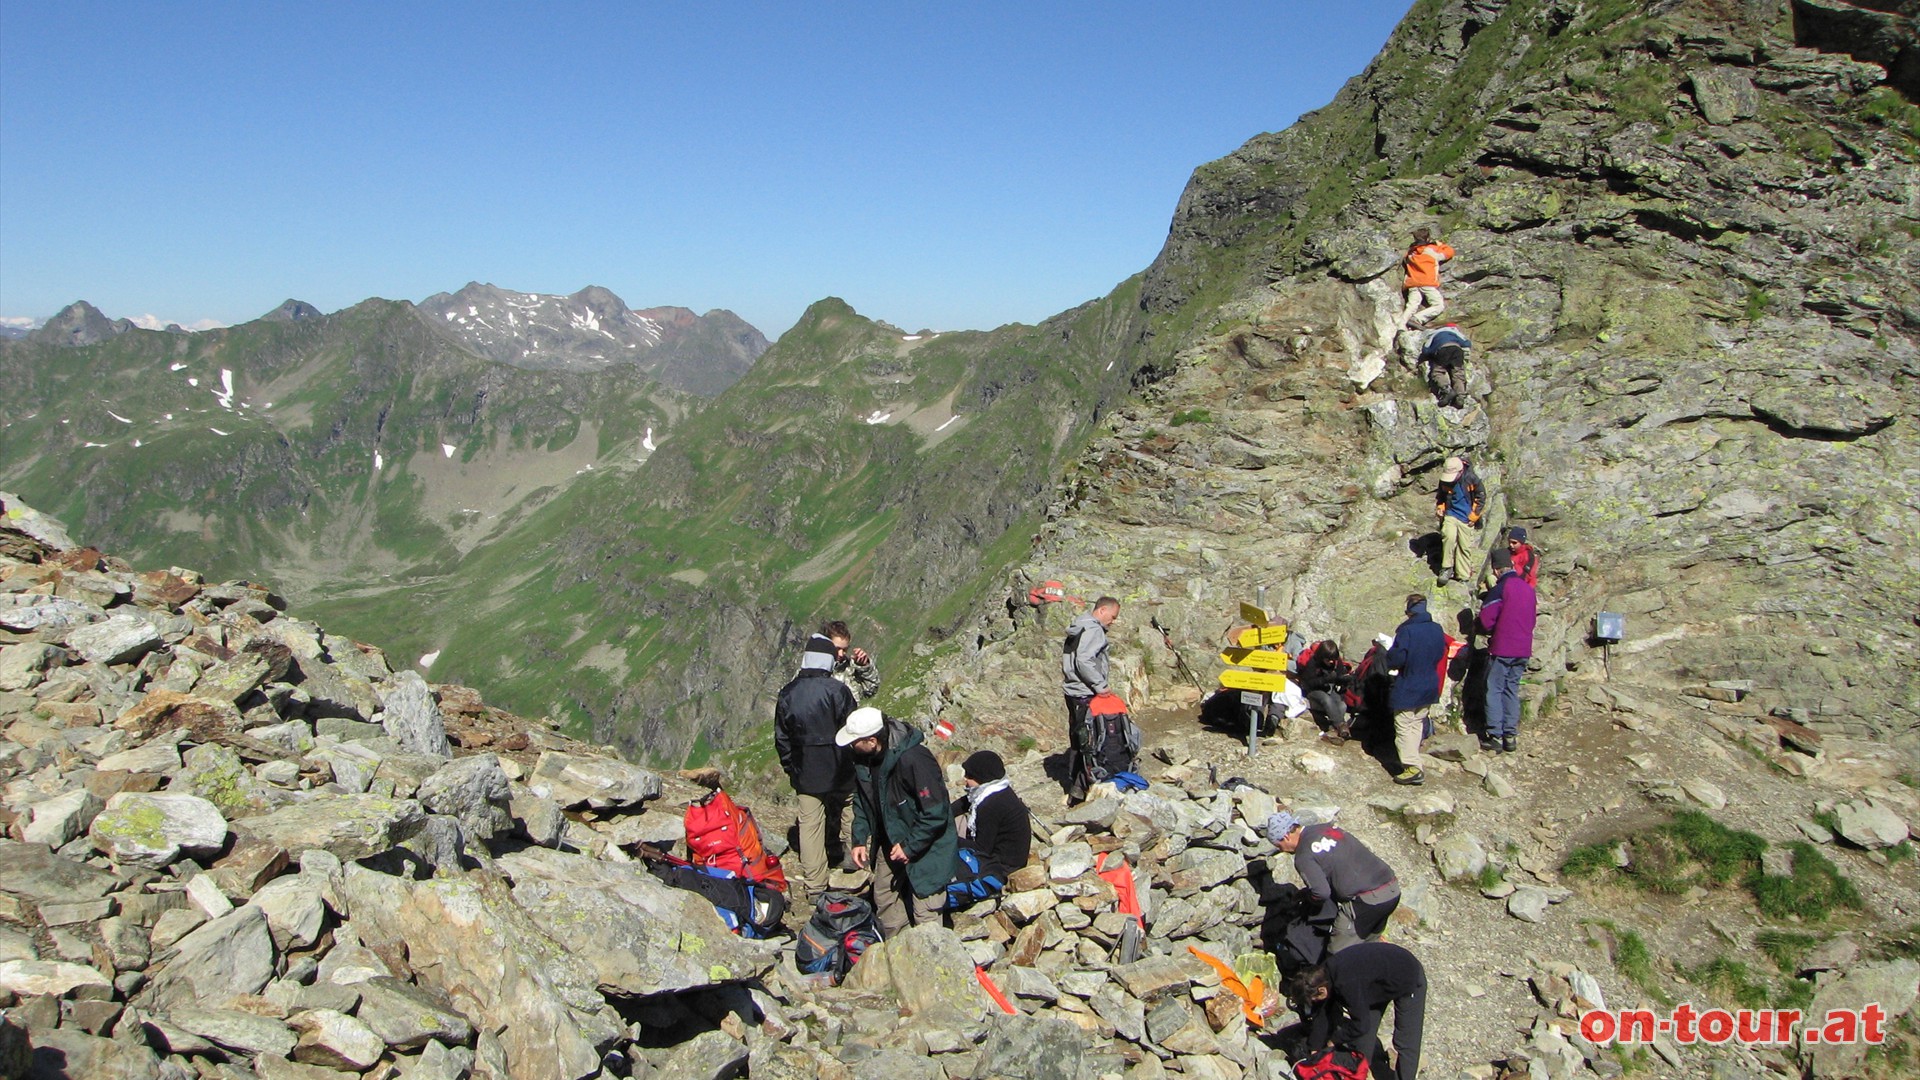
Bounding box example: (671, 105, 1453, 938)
(1169, 408, 1213, 427)
(1682, 956, 1770, 1010)
(1756, 929, 1820, 975)
(1751, 842, 1862, 920)
(1743, 287, 1772, 323)
(1563, 812, 1862, 922)
(1612, 927, 1668, 1003)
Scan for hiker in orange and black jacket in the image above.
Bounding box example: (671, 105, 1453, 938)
(1398, 227, 1455, 330)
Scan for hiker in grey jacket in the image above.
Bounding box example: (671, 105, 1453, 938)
(1267, 812, 1401, 951)
(1061, 597, 1119, 798)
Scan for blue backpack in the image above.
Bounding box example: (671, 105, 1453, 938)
(944, 847, 1006, 910)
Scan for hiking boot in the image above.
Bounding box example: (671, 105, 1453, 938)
(1478, 735, 1499, 752)
(1502, 735, 1517, 753)
(1391, 766, 1425, 786)
(1320, 730, 1346, 747)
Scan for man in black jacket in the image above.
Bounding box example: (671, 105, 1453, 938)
(775, 633, 857, 900)
(1291, 941, 1427, 1080)
(947, 751, 1031, 905)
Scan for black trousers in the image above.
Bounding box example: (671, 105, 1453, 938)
(1351, 979, 1427, 1080)
(1064, 694, 1092, 798)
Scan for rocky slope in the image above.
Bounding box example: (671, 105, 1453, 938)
(416, 283, 768, 395)
(5, 491, 1918, 1080)
(899, 0, 1920, 1075)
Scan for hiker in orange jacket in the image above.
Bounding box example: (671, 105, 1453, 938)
(1399, 227, 1455, 330)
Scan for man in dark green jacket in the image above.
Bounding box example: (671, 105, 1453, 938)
(838, 707, 957, 935)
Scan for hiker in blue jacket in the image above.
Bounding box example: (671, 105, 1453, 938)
(1417, 323, 1471, 407)
(1384, 594, 1447, 786)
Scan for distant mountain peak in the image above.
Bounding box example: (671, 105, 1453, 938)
(261, 299, 322, 322)
(416, 283, 768, 396)
(27, 301, 136, 347)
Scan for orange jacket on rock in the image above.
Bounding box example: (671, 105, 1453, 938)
(1402, 241, 1455, 288)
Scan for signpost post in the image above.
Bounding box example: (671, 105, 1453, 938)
(1221, 589, 1288, 756)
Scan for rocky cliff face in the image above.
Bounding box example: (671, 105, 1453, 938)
(935, 0, 1920, 751)
(903, 0, 1920, 1074)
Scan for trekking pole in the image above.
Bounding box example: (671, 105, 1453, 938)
(1150, 615, 1207, 691)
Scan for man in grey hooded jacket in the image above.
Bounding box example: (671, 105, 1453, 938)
(1062, 596, 1119, 798)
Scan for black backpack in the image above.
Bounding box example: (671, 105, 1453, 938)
(644, 859, 787, 939)
(1080, 696, 1141, 789)
(794, 891, 882, 983)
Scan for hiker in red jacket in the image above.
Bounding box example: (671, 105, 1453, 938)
(1506, 526, 1539, 587)
(1398, 227, 1455, 330)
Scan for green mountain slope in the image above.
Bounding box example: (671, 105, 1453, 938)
(0, 300, 693, 594)
(303, 292, 1150, 768)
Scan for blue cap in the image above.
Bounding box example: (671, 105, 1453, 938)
(1265, 812, 1302, 844)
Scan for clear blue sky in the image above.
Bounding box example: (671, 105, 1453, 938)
(1, 1, 1411, 340)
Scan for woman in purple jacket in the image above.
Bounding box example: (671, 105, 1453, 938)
(1478, 547, 1538, 753)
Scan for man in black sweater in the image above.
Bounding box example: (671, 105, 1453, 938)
(947, 751, 1031, 905)
(774, 633, 857, 901)
(1290, 941, 1427, 1080)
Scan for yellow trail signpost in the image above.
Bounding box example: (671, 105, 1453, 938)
(1219, 649, 1289, 671)
(1235, 625, 1291, 648)
(1218, 669, 1291, 693)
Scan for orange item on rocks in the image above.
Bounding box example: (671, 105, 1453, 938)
(975, 965, 1018, 1015)
(1095, 850, 1143, 923)
(1187, 946, 1271, 1028)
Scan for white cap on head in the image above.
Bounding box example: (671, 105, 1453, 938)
(835, 706, 885, 746)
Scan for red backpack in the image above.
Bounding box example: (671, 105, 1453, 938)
(684, 789, 788, 892)
(1294, 1047, 1370, 1079)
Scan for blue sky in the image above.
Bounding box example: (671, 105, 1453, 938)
(1, 2, 1411, 339)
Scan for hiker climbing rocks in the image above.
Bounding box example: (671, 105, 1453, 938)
(1062, 596, 1119, 794)
(775, 633, 858, 901)
(821, 619, 880, 701)
(1433, 456, 1484, 585)
(1385, 594, 1447, 786)
(1398, 227, 1454, 330)
(1265, 812, 1401, 954)
(1295, 640, 1355, 742)
(839, 707, 958, 935)
(1290, 941, 1428, 1080)
(1504, 526, 1538, 587)
(1416, 323, 1470, 408)
(946, 750, 1032, 908)
(1478, 546, 1538, 754)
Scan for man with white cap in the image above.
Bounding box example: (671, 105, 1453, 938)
(839, 707, 957, 935)
(775, 632, 858, 902)
(1266, 811, 1401, 953)
(1432, 456, 1484, 584)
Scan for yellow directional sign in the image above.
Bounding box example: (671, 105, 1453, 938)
(1218, 669, 1290, 693)
(1220, 649, 1290, 671)
(1239, 602, 1268, 627)
(1236, 625, 1291, 649)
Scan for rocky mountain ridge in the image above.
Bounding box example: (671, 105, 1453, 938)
(415, 283, 768, 396)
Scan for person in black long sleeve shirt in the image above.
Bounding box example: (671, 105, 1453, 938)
(947, 752, 1031, 906)
(1291, 941, 1427, 1080)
